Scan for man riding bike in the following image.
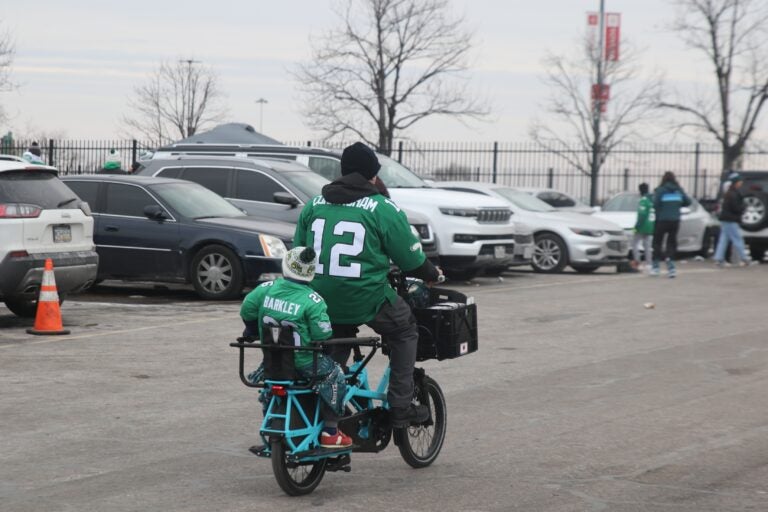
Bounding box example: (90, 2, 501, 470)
(294, 142, 442, 427)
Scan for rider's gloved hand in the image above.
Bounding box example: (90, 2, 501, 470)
(428, 267, 445, 286)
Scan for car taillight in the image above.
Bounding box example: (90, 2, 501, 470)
(9, 250, 29, 258)
(0, 203, 42, 218)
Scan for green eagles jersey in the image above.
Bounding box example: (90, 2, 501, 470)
(635, 195, 655, 235)
(294, 193, 426, 325)
(240, 278, 333, 367)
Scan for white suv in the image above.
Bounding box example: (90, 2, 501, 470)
(0, 161, 98, 317)
(152, 144, 530, 279)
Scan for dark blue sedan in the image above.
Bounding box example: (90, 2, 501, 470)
(61, 175, 294, 300)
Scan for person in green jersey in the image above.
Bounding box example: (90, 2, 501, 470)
(294, 142, 443, 428)
(240, 246, 353, 449)
(632, 183, 655, 271)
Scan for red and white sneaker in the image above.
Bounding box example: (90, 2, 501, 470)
(320, 430, 353, 448)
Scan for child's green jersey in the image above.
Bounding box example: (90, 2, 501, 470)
(240, 278, 333, 367)
(635, 194, 655, 235)
(294, 193, 426, 325)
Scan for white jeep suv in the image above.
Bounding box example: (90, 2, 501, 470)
(0, 161, 98, 317)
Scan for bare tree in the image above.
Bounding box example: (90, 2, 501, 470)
(0, 22, 16, 124)
(530, 39, 663, 205)
(294, 0, 487, 154)
(123, 60, 227, 145)
(662, 0, 768, 174)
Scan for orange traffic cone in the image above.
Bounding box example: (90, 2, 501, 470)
(26, 258, 70, 335)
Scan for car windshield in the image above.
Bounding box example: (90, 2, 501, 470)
(150, 182, 246, 219)
(377, 154, 428, 188)
(602, 194, 640, 212)
(494, 188, 556, 212)
(281, 171, 328, 199)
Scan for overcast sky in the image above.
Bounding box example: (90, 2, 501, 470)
(0, 0, 756, 144)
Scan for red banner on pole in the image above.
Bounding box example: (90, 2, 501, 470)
(591, 84, 610, 113)
(586, 12, 599, 56)
(605, 13, 621, 61)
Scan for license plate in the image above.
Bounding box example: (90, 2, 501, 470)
(53, 225, 71, 243)
(494, 245, 506, 259)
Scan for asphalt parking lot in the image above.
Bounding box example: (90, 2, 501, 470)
(2, 262, 768, 511)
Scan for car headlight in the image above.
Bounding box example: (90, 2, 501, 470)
(570, 228, 604, 237)
(259, 234, 287, 258)
(439, 207, 478, 218)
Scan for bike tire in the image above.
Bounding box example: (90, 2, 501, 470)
(270, 439, 327, 496)
(394, 376, 447, 468)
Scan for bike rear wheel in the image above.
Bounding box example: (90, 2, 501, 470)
(270, 439, 327, 496)
(394, 376, 447, 468)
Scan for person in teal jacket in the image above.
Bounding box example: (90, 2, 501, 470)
(651, 172, 691, 278)
(632, 183, 655, 271)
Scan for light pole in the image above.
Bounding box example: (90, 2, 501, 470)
(255, 98, 268, 133)
(180, 59, 201, 136)
(589, 0, 605, 207)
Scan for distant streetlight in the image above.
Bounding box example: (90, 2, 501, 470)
(255, 98, 269, 133)
(179, 59, 201, 136)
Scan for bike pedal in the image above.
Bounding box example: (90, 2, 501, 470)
(248, 445, 270, 458)
(325, 454, 352, 472)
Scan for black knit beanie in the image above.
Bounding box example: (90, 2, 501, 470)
(340, 142, 381, 180)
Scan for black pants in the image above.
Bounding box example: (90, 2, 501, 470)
(653, 219, 680, 262)
(327, 296, 418, 410)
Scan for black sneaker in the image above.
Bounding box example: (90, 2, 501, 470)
(390, 404, 429, 427)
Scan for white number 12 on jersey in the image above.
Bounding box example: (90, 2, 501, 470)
(310, 219, 366, 278)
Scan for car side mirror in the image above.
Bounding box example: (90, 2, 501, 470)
(144, 204, 167, 221)
(274, 191, 300, 208)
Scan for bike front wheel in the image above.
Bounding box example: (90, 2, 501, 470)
(270, 439, 327, 496)
(394, 375, 447, 468)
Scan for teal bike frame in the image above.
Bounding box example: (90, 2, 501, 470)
(257, 342, 388, 461)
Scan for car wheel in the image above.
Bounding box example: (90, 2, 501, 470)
(740, 191, 768, 232)
(749, 243, 766, 263)
(190, 244, 244, 300)
(532, 234, 568, 273)
(4, 297, 64, 318)
(571, 264, 600, 274)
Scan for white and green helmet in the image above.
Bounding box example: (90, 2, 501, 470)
(282, 246, 317, 282)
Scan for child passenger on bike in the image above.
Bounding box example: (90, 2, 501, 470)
(240, 246, 353, 449)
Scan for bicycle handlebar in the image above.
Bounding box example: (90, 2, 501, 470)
(318, 336, 380, 347)
(229, 336, 381, 351)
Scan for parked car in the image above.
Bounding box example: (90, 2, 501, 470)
(593, 192, 719, 256)
(135, 155, 437, 259)
(0, 161, 98, 317)
(438, 182, 629, 273)
(718, 171, 768, 261)
(150, 144, 529, 280)
(518, 187, 594, 214)
(60, 175, 293, 300)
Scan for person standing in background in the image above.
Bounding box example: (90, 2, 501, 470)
(651, 172, 691, 278)
(714, 173, 753, 267)
(22, 141, 44, 164)
(631, 182, 655, 272)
